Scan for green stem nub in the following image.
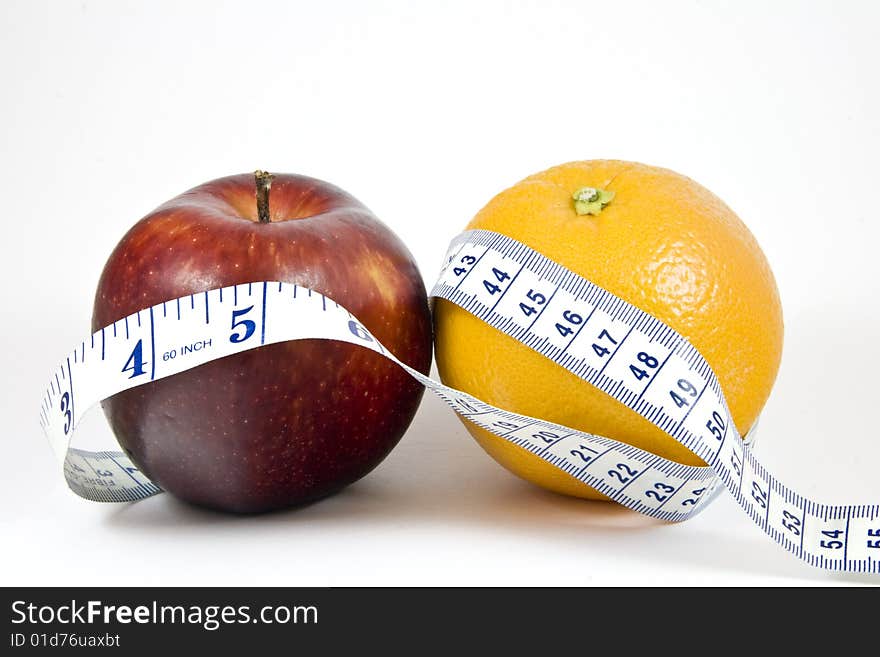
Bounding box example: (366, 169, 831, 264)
(255, 170, 275, 223)
(573, 186, 615, 216)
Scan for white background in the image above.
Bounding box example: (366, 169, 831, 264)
(2, 0, 879, 586)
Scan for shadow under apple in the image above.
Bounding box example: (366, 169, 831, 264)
(104, 305, 880, 583)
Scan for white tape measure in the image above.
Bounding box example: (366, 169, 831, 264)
(39, 230, 879, 573)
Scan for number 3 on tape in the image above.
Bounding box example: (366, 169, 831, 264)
(40, 231, 880, 574)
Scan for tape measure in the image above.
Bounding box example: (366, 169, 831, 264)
(39, 229, 879, 573)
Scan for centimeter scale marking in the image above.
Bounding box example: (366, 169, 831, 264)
(39, 230, 880, 573)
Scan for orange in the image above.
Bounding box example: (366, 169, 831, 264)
(433, 160, 783, 501)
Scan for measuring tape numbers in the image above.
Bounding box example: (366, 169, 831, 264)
(39, 230, 879, 573)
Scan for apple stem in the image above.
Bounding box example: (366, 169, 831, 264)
(255, 170, 275, 223)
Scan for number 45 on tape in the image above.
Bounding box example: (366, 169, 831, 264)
(40, 230, 880, 574)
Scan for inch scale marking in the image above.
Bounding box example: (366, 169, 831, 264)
(39, 230, 880, 573)
(432, 230, 880, 573)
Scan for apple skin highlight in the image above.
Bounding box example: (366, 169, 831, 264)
(92, 173, 433, 513)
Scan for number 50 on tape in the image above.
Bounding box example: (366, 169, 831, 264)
(40, 230, 880, 574)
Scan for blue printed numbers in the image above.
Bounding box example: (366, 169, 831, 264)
(348, 320, 372, 342)
(820, 529, 844, 550)
(454, 397, 479, 414)
(458, 253, 519, 304)
(681, 487, 707, 506)
(645, 481, 676, 503)
(519, 289, 546, 317)
(868, 529, 880, 549)
(482, 267, 510, 295)
(729, 449, 743, 477)
(229, 305, 256, 343)
(706, 410, 726, 441)
(629, 351, 658, 381)
(533, 430, 559, 444)
(592, 328, 617, 358)
(59, 391, 72, 435)
(122, 339, 147, 378)
(453, 254, 477, 277)
(607, 462, 639, 484)
(669, 378, 698, 409)
(492, 420, 520, 432)
(781, 510, 802, 536)
(555, 310, 583, 338)
(751, 481, 768, 509)
(570, 444, 599, 463)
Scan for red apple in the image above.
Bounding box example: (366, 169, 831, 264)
(92, 171, 433, 512)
